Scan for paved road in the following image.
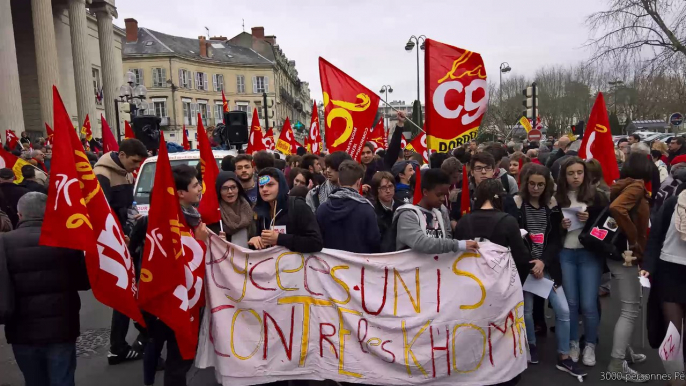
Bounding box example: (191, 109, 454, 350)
(0, 289, 670, 385)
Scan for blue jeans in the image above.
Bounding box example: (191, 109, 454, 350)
(12, 342, 76, 386)
(524, 273, 571, 354)
(559, 248, 603, 344)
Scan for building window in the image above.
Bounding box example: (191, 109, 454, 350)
(235, 102, 249, 113)
(198, 102, 209, 126)
(130, 68, 144, 86)
(237, 75, 245, 93)
(253, 76, 269, 94)
(179, 69, 192, 89)
(196, 72, 208, 91)
(182, 100, 193, 126)
(92, 68, 102, 106)
(213, 74, 224, 92)
(152, 68, 167, 87)
(214, 103, 224, 125)
(152, 100, 167, 118)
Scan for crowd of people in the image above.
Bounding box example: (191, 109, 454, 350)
(3, 111, 686, 386)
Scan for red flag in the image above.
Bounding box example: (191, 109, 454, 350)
(400, 133, 408, 149)
(368, 118, 386, 150)
(222, 91, 229, 124)
(578, 92, 619, 186)
(424, 39, 488, 153)
(138, 134, 205, 360)
(276, 118, 298, 155)
(412, 166, 422, 205)
(406, 132, 428, 164)
(460, 167, 470, 216)
(0, 147, 30, 183)
(196, 114, 221, 224)
(182, 125, 191, 151)
(80, 114, 93, 141)
(319, 57, 380, 161)
(246, 108, 266, 154)
(306, 102, 323, 154)
(101, 115, 119, 153)
(45, 123, 54, 147)
(124, 120, 135, 139)
(264, 128, 276, 151)
(41, 86, 144, 326)
(5, 130, 18, 150)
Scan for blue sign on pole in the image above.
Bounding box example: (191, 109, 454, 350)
(670, 112, 684, 127)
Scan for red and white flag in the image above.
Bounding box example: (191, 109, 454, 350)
(45, 124, 54, 147)
(264, 128, 276, 151)
(305, 102, 323, 155)
(5, 130, 19, 150)
(406, 132, 428, 163)
(276, 118, 298, 155)
(578, 92, 619, 186)
(246, 108, 266, 154)
(367, 118, 386, 150)
(400, 133, 408, 149)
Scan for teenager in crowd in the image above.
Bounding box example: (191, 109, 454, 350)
(555, 156, 608, 367)
(288, 167, 312, 189)
(514, 164, 584, 377)
(301, 154, 323, 175)
(250, 167, 322, 253)
(361, 113, 405, 186)
(391, 160, 416, 204)
(440, 157, 462, 213)
(306, 152, 352, 212)
(651, 149, 669, 183)
(606, 153, 651, 380)
(208, 171, 255, 248)
(233, 154, 258, 204)
(252, 150, 275, 173)
(370, 171, 400, 240)
(317, 161, 380, 253)
(394, 169, 478, 254)
(220, 155, 235, 172)
(509, 152, 529, 185)
(485, 144, 519, 195)
(585, 159, 611, 200)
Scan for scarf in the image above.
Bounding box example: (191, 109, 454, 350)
(676, 190, 686, 241)
(330, 187, 374, 207)
(181, 205, 201, 228)
(220, 198, 253, 235)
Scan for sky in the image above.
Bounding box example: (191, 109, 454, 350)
(113, 0, 607, 105)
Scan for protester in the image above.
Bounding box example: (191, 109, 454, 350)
(606, 152, 651, 379)
(288, 168, 312, 189)
(651, 149, 669, 183)
(250, 167, 322, 253)
(394, 169, 478, 254)
(654, 155, 686, 213)
(370, 171, 400, 241)
(514, 164, 584, 376)
(317, 161, 380, 253)
(484, 144, 518, 195)
(306, 151, 352, 212)
(391, 160, 415, 204)
(509, 152, 529, 184)
(19, 131, 30, 146)
(208, 171, 255, 247)
(618, 138, 631, 156)
(301, 154, 323, 175)
(628, 133, 641, 145)
(253, 150, 275, 172)
(31, 149, 48, 173)
(651, 141, 670, 167)
(361, 114, 404, 186)
(551, 140, 581, 180)
(546, 136, 571, 169)
(92, 138, 147, 365)
(440, 157, 462, 213)
(18, 165, 47, 194)
(220, 155, 235, 172)
(0, 168, 30, 228)
(555, 156, 608, 366)
(2, 192, 90, 386)
(585, 159, 611, 200)
(234, 154, 258, 204)
(43, 145, 52, 171)
(289, 185, 309, 198)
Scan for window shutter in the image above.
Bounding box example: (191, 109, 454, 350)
(252, 76, 257, 94)
(265, 76, 269, 93)
(203, 74, 208, 91)
(138, 69, 144, 86)
(206, 104, 212, 119)
(163, 102, 168, 117)
(179, 69, 183, 87)
(161, 68, 167, 87)
(191, 103, 198, 125)
(212, 74, 217, 91)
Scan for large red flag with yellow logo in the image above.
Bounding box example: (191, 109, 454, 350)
(41, 86, 144, 325)
(246, 108, 266, 154)
(80, 114, 93, 141)
(276, 117, 298, 155)
(138, 134, 205, 359)
(305, 102, 322, 154)
(578, 92, 619, 186)
(425, 39, 488, 153)
(368, 117, 386, 150)
(319, 58, 380, 160)
(196, 114, 221, 224)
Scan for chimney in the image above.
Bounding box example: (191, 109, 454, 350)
(211, 36, 227, 41)
(251, 26, 265, 39)
(124, 18, 138, 43)
(264, 35, 276, 45)
(198, 36, 207, 57)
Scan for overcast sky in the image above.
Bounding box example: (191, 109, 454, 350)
(114, 0, 607, 105)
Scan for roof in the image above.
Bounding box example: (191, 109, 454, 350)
(123, 28, 273, 66)
(626, 120, 669, 131)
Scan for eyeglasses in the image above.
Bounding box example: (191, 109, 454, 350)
(220, 185, 239, 193)
(473, 166, 494, 173)
(528, 181, 546, 189)
(379, 185, 395, 192)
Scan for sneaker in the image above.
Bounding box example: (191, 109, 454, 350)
(627, 347, 647, 364)
(613, 360, 648, 383)
(107, 344, 143, 365)
(582, 344, 596, 366)
(569, 341, 580, 363)
(528, 344, 539, 364)
(557, 357, 587, 377)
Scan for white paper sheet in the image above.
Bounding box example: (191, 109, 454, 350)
(522, 274, 554, 299)
(562, 206, 585, 232)
(639, 276, 651, 288)
(659, 322, 683, 362)
(520, 229, 528, 238)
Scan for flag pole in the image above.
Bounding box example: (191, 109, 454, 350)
(379, 99, 426, 134)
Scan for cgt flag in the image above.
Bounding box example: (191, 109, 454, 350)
(305, 102, 323, 155)
(368, 117, 386, 150)
(138, 134, 205, 360)
(182, 125, 191, 151)
(264, 127, 276, 151)
(276, 118, 298, 155)
(319, 57, 380, 161)
(425, 39, 488, 153)
(196, 114, 221, 224)
(5, 130, 19, 151)
(0, 147, 31, 183)
(101, 115, 119, 153)
(41, 86, 144, 325)
(578, 92, 619, 186)
(406, 132, 428, 164)
(246, 108, 266, 154)
(81, 114, 93, 141)
(221, 91, 229, 123)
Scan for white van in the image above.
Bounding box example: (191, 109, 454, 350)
(133, 150, 237, 215)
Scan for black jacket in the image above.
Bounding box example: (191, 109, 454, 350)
(316, 188, 381, 253)
(18, 179, 47, 194)
(0, 182, 29, 228)
(546, 148, 566, 169)
(513, 196, 564, 285)
(451, 187, 518, 222)
(93, 152, 135, 234)
(375, 199, 402, 239)
(453, 209, 531, 284)
(362, 126, 404, 185)
(2, 220, 90, 344)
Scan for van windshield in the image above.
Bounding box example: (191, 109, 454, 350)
(134, 158, 222, 205)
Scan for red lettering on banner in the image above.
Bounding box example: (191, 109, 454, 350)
(488, 312, 517, 366)
(436, 269, 441, 313)
(320, 323, 338, 358)
(361, 267, 388, 315)
(430, 326, 450, 378)
(357, 318, 369, 353)
(209, 304, 234, 358)
(381, 340, 396, 363)
(304, 255, 331, 297)
(249, 257, 276, 291)
(263, 307, 295, 360)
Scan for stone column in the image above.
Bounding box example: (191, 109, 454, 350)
(31, 0, 60, 128)
(68, 0, 93, 128)
(0, 0, 26, 134)
(93, 2, 118, 135)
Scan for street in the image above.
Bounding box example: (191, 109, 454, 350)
(0, 288, 668, 386)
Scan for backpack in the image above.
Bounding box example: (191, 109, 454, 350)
(0, 234, 14, 325)
(379, 205, 446, 253)
(578, 195, 641, 261)
(500, 173, 511, 194)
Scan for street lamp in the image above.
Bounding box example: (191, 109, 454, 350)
(405, 35, 426, 102)
(379, 85, 393, 135)
(499, 62, 511, 103)
(114, 70, 148, 140)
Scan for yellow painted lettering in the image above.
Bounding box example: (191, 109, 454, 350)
(336, 307, 363, 378)
(402, 319, 430, 377)
(393, 268, 421, 315)
(278, 296, 334, 367)
(451, 323, 486, 373)
(230, 309, 264, 360)
(275, 252, 304, 291)
(452, 253, 485, 309)
(329, 265, 351, 305)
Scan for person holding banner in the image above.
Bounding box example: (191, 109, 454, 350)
(306, 152, 352, 212)
(208, 171, 256, 248)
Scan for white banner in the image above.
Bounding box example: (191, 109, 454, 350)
(196, 236, 527, 386)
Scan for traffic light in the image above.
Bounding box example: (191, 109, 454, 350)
(521, 82, 538, 120)
(575, 120, 585, 138)
(571, 125, 576, 134)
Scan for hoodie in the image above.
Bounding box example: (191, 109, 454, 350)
(93, 152, 135, 233)
(394, 204, 467, 254)
(254, 169, 323, 253)
(316, 187, 381, 253)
